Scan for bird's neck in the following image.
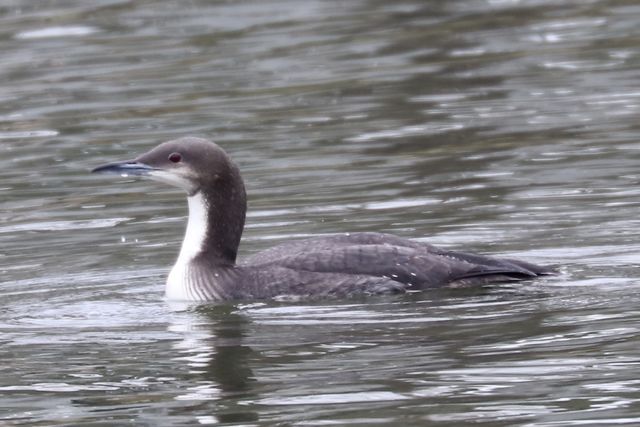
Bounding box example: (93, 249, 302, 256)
(177, 192, 210, 266)
(179, 185, 247, 262)
(166, 184, 246, 301)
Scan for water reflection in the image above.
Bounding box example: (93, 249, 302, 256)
(168, 305, 259, 423)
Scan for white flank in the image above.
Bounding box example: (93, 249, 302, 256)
(166, 192, 208, 301)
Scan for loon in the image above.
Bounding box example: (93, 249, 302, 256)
(92, 137, 552, 301)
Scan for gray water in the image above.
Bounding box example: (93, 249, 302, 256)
(2, 0, 640, 425)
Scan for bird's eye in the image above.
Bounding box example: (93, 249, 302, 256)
(168, 152, 182, 163)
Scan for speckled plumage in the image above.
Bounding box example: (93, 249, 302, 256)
(183, 231, 549, 300)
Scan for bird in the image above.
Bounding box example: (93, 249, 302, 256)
(92, 137, 552, 301)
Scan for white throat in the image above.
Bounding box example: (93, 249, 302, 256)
(166, 192, 209, 300)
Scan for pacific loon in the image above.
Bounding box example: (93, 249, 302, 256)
(92, 137, 551, 301)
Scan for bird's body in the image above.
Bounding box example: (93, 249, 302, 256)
(92, 137, 551, 302)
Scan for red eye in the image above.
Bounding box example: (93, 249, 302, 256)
(168, 152, 182, 163)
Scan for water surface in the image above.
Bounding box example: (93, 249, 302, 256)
(3, 0, 640, 425)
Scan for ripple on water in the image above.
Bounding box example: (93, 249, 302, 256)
(14, 26, 100, 39)
(0, 218, 131, 234)
(0, 130, 59, 139)
(345, 123, 465, 143)
(257, 391, 409, 406)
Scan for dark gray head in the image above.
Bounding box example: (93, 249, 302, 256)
(92, 137, 240, 197)
(93, 137, 247, 264)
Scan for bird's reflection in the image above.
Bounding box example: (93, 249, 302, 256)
(167, 302, 258, 423)
(199, 305, 255, 394)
